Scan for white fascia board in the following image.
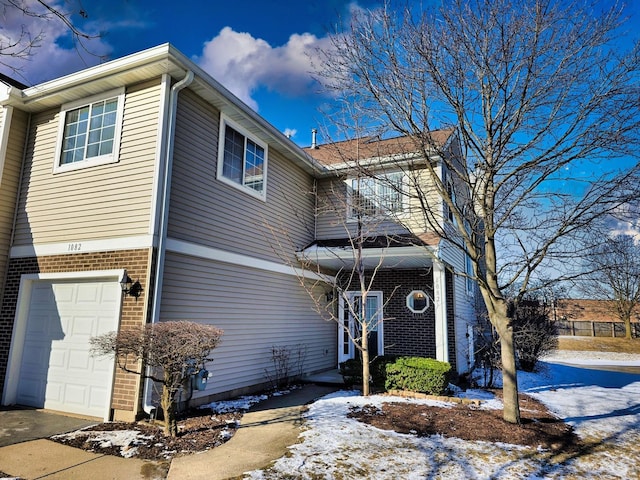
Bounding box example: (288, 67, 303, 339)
(16, 44, 177, 107)
(0, 106, 13, 186)
(302, 244, 435, 262)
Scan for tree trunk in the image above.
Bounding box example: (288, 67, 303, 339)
(483, 289, 521, 424)
(624, 314, 632, 340)
(361, 321, 370, 396)
(160, 374, 178, 437)
(499, 326, 521, 424)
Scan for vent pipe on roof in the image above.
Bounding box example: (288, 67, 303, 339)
(311, 128, 318, 149)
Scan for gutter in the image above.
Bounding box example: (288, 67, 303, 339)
(142, 69, 194, 415)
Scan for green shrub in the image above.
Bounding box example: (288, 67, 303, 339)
(339, 358, 362, 387)
(385, 357, 452, 395)
(370, 355, 398, 388)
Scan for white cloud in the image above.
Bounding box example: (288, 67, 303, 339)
(0, 0, 112, 85)
(283, 128, 297, 139)
(196, 27, 334, 111)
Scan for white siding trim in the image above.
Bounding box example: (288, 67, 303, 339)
(166, 237, 333, 282)
(0, 106, 13, 186)
(433, 260, 449, 363)
(10, 235, 154, 258)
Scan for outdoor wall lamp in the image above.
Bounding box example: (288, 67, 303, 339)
(120, 270, 143, 299)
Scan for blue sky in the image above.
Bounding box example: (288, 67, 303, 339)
(1, 0, 637, 151)
(0, 0, 383, 148)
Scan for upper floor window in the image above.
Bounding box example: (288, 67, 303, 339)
(348, 172, 405, 218)
(54, 88, 124, 173)
(217, 115, 268, 199)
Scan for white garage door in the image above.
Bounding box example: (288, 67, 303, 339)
(16, 279, 120, 418)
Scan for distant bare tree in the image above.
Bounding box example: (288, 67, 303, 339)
(581, 233, 640, 339)
(318, 0, 640, 423)
(90, 321, 223, 437)
(1, 0, 98, 71)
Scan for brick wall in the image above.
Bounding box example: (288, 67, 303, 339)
(0, 249, 153, 416)
(340, 268, 438, 358)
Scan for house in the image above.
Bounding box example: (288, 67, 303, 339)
(554, 299, 640, 337)
(302, 133, 478, 373)
(0, 44, 477, 422)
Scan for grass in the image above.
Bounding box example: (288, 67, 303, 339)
(557, 335, 640, 354)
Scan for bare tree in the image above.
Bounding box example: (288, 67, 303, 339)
(267, 149, 406, 396)
(90, 321, 223, 437)
(318, 0, 640, 423)
(1, 0, 99, 73)
(581, 233, 640, 339)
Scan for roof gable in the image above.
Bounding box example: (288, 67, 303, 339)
(304, 128, 456, 167)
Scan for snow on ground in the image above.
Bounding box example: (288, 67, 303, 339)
(247, 351, 640, 480)
(204, 393, 269, 413)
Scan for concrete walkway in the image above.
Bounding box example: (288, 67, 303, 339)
(0, 383, 339, 480)
(167, 384, 337, 480)
(0, 439, 166, 480)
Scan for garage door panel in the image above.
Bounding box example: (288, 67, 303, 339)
(89, 386, 109, 410)
(91, 358, 113, 374)
(16, 279, 120, 418)
(45, 381, 64, 403)
(52, 284, 75, 303)
(67, 348, 91, 370)
(48, 349, 67, 368)
(69, 315, 96, 336)
(17, 378, 44, 404)
(63, 383, 87, 405)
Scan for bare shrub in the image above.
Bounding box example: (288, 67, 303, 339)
(264, 344, 307, 389)
(513, 299, 559, 372)
(91, 321, 223, 437)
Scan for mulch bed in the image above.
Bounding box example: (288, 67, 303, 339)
(348, 392, 581, 453)
(49, 390, 580, 462)
(51, 410, 243, 460)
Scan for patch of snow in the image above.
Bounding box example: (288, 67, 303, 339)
(204, 394, 268, 413)
(246, 351, 640, 479)
(53, 428, 154, 459)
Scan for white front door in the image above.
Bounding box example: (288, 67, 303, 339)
(15, 279, 120, 418)
(338, 291, 384, 364)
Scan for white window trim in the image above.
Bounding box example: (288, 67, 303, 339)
(53, 87, 125, 174)
(406, 289, 430, 313)
(345, 171, 408, 221)
(338, 291, 384, 364)
(217, 114, 268, 201)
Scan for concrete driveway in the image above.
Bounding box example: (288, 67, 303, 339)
(0, 407, 97, 447)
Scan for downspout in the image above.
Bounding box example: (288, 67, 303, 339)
(143, 70, 194, 415)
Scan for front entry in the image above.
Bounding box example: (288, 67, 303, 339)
(338, 291, 384, 364)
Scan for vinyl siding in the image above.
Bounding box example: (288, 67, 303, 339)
(315, 177, 410, 240)
(168, 89, 316, 263)
(161, 251, 336, 396)
(439, 238, 475, 373)
(0, 108, 28, 299)
(12, 79, 162, 246)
